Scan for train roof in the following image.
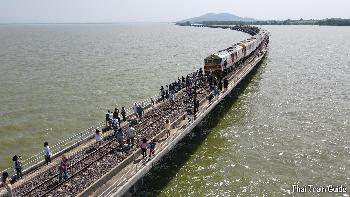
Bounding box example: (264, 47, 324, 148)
(206, 44, 243, 59)
(205, 27, 268, 60)
(241, 37, 256, 43)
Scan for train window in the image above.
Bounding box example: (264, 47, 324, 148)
(213, 59, 221, 64)
(205, 58, 221, 64)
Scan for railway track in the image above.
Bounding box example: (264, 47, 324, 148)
(42, 86, 204, 196)
(11, 40, 267, 196)
(12, 72, 206, 197)
(1, 24, 270, 197)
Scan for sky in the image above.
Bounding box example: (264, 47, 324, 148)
(0, 0, 349, 23)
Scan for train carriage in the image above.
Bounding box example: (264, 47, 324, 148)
(204, 26, 269, 73)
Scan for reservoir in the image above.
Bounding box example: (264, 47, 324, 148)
(0, 24, 349, 196)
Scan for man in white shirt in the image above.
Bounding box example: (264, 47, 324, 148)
(95, 129, 103, 145)
(127, 125, 136, 147)
(113, 118, 119, 130)
(133, 103, 138, 117)
(170, 91, 175, 106)
(43, 142, 52, 165)
(109, 111, 113, 120)
(105, 110, 113, 126)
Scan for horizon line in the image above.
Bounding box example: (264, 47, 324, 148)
(0, 21, 177, 25)
(0, 17, 349, 25)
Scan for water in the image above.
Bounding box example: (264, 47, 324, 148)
(137, 25, 350, 196)
(0, 23, 247, 170)
(1, 24, 350, 196)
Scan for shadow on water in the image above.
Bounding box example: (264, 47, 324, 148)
(133, 56, 269, 196)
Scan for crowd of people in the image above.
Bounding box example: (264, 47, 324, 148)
(0, 65, 237, 196)
(0, 28, 270, 197)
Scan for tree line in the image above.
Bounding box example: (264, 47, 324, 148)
(176, 18, 350, 26)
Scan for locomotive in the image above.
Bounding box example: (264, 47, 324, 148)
(204, 28, 268, 73)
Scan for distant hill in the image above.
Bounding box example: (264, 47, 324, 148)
(177, 13, 256, 23)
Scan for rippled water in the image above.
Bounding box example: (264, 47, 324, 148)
(1, 24, 350, 196)
(0, 24, 247, 170)
(138, 26, 350, 196)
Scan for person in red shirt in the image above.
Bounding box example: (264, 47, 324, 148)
(140, 138, 148, 159)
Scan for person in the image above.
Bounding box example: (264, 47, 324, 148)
(113, 108, 120, 123)
(1, 172, 13, 197)
(149, 139, 156, 158)
(169, 83, 173, 93)
(127, 125, 136, 147)
(140, 138, 148, 159)
(44, 142, 52, 165)
(218, 79, 223, 91)
(194, 99, 199, 115)
(186, 75, 190, 87)
(164, 118, 171, 138)
(112, 118, 119, 130)
(95, 129, 103, 146)
(208, 91, 214, 104)
(165, 85, 169, 99)
(12, 155, 22, 179)
(137, 104, 144, 120)
(133, 103, 138, 117)
(115, 128, 124, 147)
(223, 77, 228, 90)
(160, 86, 165, 101)
(170, 91, 175, 106)
(187, 105, 193, 122)
(214, 86, 220, 97)
(121, 107, 126, 122)
(58, 155, 68, 182)
(105, 110, 112, 126)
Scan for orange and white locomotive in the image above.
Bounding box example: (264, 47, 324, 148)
(204, 28, 268, 72)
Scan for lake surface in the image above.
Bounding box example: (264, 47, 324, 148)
(0, 23, 247, 170)
(1, 24, 350, 196)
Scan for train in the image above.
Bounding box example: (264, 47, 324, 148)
(204, 27, 269, 72)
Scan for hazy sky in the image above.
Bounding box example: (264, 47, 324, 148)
(0, 0, 349, 23)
